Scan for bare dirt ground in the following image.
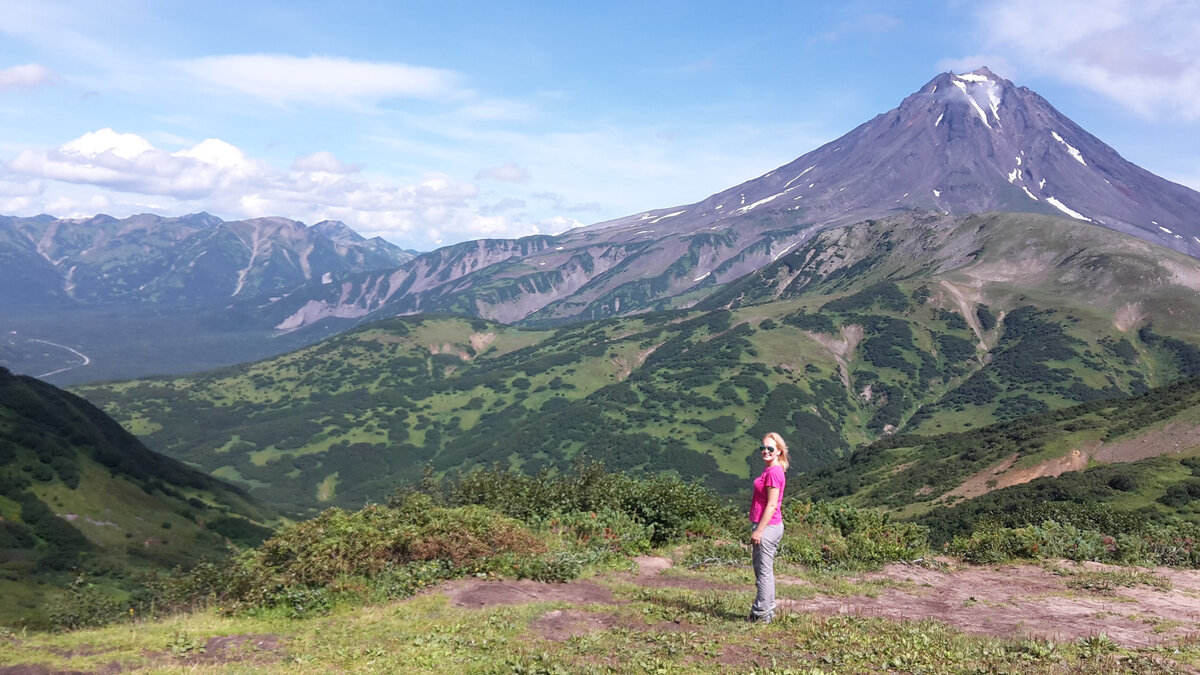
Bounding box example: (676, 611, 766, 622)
(443, 555, 1200, 650)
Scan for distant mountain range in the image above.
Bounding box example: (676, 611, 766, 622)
(3, 67, 1200, 384)
(0, 212, 412, 307)
(255, 67, 1200, 333)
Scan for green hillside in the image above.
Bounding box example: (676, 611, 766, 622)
(802, 374, 1200, 519)
(72, 214, 1200, 516)
(0, 367, 278, 628)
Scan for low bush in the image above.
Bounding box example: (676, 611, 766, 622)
(947, 518, 1199, 567)
(224, 496, 547, 609)
(783, 501, 931, 568)
(46, 576, 126, 631)
(411, 459, 741, 546)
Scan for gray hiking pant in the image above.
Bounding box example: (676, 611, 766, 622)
(750, 522, 783, 620)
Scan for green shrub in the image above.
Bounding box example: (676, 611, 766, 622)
(788, 501, 930, 567)
(947, 518, 1199, 568)
(417, 459, 739, 546)
(47, 577, 126, 631)
(543, 508, 653, 556)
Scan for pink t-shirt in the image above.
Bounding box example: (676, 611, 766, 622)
(749, 464, 785, 525)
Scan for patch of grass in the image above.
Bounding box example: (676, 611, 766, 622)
(1053, 567, 1173, 594)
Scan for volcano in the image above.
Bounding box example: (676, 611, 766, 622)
(265, 68, 1200, 332)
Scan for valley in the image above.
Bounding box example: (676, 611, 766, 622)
(73, 212, 1200, 517)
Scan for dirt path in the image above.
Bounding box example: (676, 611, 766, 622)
(437, 556, 1200, 649)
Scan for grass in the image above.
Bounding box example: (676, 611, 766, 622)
(1051, 566, 1174, 594)
(3, 563, 1196, 674)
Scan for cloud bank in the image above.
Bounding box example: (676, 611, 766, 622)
(1, 128, 572, 248)
(973, 0, 1200, 119)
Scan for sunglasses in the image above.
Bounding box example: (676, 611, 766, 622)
(758, 445, 777, 453)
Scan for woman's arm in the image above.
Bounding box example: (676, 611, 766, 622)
(751, 486, 780, 544)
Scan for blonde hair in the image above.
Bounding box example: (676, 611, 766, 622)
(763, 431, 790, 472)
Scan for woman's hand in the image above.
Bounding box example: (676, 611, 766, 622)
(751, 529, 763, 545)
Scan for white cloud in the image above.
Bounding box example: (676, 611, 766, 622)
(973, 0, 1200, 119)
(0, 63, 57, 91)
(935, 56, 1016, 80)
(176, 54, 464, 106)
(475, 162, 530, 183)
(61, 128, 153, 159)
(292, 151, 361, 174)
(539, 215, 586, 233)
(1, 129, 509, 248)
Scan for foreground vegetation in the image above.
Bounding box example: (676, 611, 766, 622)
(7, 461, 1190, 667)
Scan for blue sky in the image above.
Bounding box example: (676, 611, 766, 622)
(1, 0, 1198, 251)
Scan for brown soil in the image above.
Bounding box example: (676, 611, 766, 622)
(437, 557, 1200, 650)
(439, 578, 615, 609)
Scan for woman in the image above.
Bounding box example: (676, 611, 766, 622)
(748, 431, 789, 623)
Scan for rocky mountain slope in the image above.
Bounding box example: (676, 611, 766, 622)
(259, 67, 1200, 334)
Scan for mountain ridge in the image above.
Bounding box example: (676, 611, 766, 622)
(256, 67, 1200, 334)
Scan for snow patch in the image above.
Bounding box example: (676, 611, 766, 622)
(1021, 186, 1038, 201)
(321, 272, 333, 284)
(1015, 154, 1022, 165)
(649, 210, 686, 224)
(1039, 179, 1046, 189)
(1159, 226, 1174, 234)
(1007, 168, 1019, 183)
(956, 72, 991, 83)
(772, 243, 798, 261)
(693, 272, 710, 282)
(556, 246, 564, 250)
(935, 113, 943, 127)
(932, 189, 941, 197)
(739, 194, 746, 205)
(715, 204, 722, 209)
(1051, 131, 1087, 166)
(1045, 196, 1092, 221)
(783, 165, 817, 189)
(738, 191, 788, 213)
(635, 230, 655, 235)
(952, 79, 992, 129)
